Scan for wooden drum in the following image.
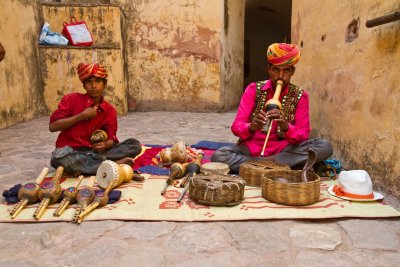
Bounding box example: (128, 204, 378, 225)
(189, 174, 245, 206)
(239, 160, 290, 187)
(200, 162, 230, 175)
(96, 160, 134, 189)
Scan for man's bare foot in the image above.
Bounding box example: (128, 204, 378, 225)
(115, 157, 134, 165)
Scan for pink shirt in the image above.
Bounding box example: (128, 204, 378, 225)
(231, 80, 310, 157)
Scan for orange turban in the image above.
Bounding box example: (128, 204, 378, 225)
(267, 43, 300, 66)
(77, 63, 108, 83)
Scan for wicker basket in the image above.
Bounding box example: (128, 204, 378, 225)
(189, 174, 245, 206)
(262, 170, 320, 206)
(239, 160, 290, 187)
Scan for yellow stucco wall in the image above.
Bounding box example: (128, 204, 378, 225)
(117, 0, 224, 111)
(40, 4, 127, 115)
(39, 47, 127, 114)
(292, 0, 400, 196)
(1, 1, 243, 128)
(221, 0, 245, 111)
(0, 1, 45, 129)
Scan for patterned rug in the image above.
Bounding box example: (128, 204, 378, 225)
(1, 175, 399, 223)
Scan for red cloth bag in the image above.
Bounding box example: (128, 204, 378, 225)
(62, 17, 94, 46)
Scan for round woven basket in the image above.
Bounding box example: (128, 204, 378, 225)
(262, 170, 320, 206)
(189, 174, 245, 206)
(239, 160, 290, 187)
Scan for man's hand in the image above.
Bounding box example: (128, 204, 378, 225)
(249, 110, 268, 133)
(92, 139, 115, 153)
(81, 106, 98, 120)
(266, 109, 289, 132)
(249, 109, 289, 133)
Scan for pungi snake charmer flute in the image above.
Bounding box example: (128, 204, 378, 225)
(161, 162, 189, 195)
(77, 181, 115, 223)
(180, 153, 204, 188)
(260, 79, 283, 156)
(53, 175, 84, 217)
(72, 176, 96, 223)
(177, 153, 204, 202)
(33, 166, 64, 220)
(10, 167, 49, 219)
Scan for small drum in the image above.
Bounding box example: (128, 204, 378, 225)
(239, 160, 290, 187)
(200, 162, 230, 175)
(96, 160, 134, 189)
(189, 174, 245, 206)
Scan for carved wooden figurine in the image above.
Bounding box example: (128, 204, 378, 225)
(33, 166, 64, 220)
(77, 181, 115, 223)
(10, 167, 49, 219)
(53, 175, 84, 217)
(72, 176, 96, 223)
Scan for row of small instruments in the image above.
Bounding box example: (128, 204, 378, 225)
(9, 160, 136, 223)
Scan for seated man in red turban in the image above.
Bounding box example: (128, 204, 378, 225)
(49, 63, 142, 175)
(211, 43, 333, 173)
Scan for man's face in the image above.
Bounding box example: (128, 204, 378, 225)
(83, 76, 106, 99)
(267, 64, 295, 88)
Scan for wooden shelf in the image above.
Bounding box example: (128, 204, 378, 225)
(39, 44, 120, 49)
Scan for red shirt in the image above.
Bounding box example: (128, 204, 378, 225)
(50, 93, 119, 149)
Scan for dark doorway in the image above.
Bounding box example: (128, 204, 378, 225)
(244, 0, 292, 88)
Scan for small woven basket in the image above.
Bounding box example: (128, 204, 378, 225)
(239, 160, 290, 187)
(262, 170, 320, 206)
(189, 174, 245, 206)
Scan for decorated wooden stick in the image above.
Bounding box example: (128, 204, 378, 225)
(72, 176, 96, 223)
(161, 162, 189, 195)
(77, 181, 115, 223)
(260, 80, 283, 156)
(10, 167, 49, 219)
(53, 175, 84, 217)
(33, 166, 64, 220)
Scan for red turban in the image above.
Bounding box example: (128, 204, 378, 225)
(77, 63, 108, 83)
(267, 43, 300, 66)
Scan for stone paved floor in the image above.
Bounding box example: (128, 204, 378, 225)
(0, 111, 399, 267)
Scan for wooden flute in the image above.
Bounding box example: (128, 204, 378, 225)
(260, 80, 283, 156)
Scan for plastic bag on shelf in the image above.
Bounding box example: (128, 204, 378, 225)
(39, 22, 69, 46)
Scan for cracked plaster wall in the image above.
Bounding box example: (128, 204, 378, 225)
(40, 5, 127, 115)
(116, 0, 232, 111)
(0, 0, 45, 129)
(292, 0, 400, 196)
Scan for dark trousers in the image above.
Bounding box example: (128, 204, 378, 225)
(211, 139, 333, 173)
(50, 138, 142, 175)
